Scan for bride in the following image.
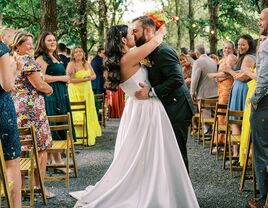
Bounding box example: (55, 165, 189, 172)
(70, 24, 199, 208)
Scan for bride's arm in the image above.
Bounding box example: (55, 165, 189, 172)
(120, 25, 166, 68)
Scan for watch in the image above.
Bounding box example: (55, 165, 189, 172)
(148, 88, 154, 98)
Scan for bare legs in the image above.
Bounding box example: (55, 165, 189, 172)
(231, 124, 241, 158)
(5, 158, 22, 208)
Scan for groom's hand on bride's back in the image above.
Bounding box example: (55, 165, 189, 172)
(135, 83, 150, 100)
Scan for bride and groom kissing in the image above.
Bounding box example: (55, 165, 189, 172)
(70, 16, 199, 208)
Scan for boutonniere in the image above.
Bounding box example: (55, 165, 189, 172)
(141, 58, 152, 68)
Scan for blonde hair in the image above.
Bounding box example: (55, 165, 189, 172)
(71, 46, 87, 67)
(10, 31, 33, 54)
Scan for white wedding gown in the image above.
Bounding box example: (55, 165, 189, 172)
(70, 66, 199, 208)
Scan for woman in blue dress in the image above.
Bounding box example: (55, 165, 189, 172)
(223, 34, 256, 160)
(0, 40, 22, 207)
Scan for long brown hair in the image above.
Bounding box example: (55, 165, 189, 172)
(34, 31, 61, 61)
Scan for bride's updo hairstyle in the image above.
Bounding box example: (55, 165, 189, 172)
(104, 25, 128, 91)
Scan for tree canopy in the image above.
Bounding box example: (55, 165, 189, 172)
(0, 0, 265, 53)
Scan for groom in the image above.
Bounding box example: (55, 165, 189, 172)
(132, 16, 194, 171)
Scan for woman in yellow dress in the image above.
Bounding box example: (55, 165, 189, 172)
(67, 46, 101, 146)
(239, 67, 256, 166)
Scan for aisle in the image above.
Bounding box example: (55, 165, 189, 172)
(34, 119, 252, 208)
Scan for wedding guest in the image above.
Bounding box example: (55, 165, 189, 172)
(35, 32, 75, 173)
(10, 31, 55, 198)
(223, 34, 256, 161)
(190, 43, 218, 134)
(67, 46, 101, 146)
(248, 8, 268, 208)
(91, 47, 106, 94)
(207, 41, 237, 152)
(58, 43, 70, 69)
(179, 53, 193, 89)
(0, 38, 22, 207)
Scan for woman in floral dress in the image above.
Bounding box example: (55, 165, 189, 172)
(10, 31, 55, 198)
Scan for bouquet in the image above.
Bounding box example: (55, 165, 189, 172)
(144, 10, 179, 29)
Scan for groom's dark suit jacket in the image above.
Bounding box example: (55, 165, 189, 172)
(148, 43, 194, 170)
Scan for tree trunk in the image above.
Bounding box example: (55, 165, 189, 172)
(98, 0, 108, 46)
(40, 0, 57, 33)
(175, 0, 181, 51)
(208, 0, 218, 54)
(79, 0, 88, 55)
(188, 0, 195, 51)
(261, 0, 268, 11)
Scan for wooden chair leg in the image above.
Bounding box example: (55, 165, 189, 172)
(222, 131, 228, 169)
(197, 116, 201, 144)
(30, 151, 35, 208)
(228, 135, 234, 177)
(240, 137, 251, 191)
(66, 139, 70, 192)
(71, 136, 78, 178)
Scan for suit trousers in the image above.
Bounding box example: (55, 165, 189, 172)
(171, 121, 190, 172)
(250, 95, 268, 204)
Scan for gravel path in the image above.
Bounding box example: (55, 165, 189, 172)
(33, 118, 253, 208)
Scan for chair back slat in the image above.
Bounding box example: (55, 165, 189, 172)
(49, 125, 69, 131)
(47, 115, 69, 123)
(71, 101, 86, 112)
(18, 127, 32, 136)
(226, 110, 243, 126)
(215, 103, 228, 117)
(200, 98, 218, 111)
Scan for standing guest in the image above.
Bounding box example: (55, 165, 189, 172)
(179, 53, 193, 89)
(67, 46, 101, 146)
(0, 36, 22, 208)
(109, 88, 125, 118)
(248, 8, 268, 208)
(190, 43, 218, 134)
(207, 41, 237, 152)
(223, 34, 256, 162)
(209, 53, 220, 68)
(66, 47, 71, 58)
(91, 47, 106, 94)
(35, 32, 75, 172)
(10, 31, 55, 198)
(58, 43, 70, 69)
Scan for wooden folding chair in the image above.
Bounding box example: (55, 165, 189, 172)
(0, 139, 13, 208)
(18, 125, 47, 207)
(71, 100, 88, 147)
(222, 109, 244, 177)
(46, 113, 78, 191)
(95, 93, 106, 128)
(239, 136, 256, 197)
(189, 101, 200, 139)
(210, 103, 228, 159)
(198, 98, 218, 147)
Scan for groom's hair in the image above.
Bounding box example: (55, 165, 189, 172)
(132, 16, 156, 31)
